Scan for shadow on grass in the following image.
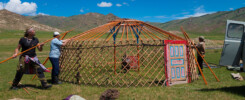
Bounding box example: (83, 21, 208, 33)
(47, 79, 52, 83)
(21, 84, 43, 89)
(13, 84, 50, 90)
(198, 85, 245, 97)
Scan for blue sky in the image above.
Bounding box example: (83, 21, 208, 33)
(0, 0, 245, 22)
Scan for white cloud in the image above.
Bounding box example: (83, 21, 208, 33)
(97, 2, 112, 7)
(177, 5, 214, 19)
(0, 2, 4, 10)
(155, 16, 167, 18)
(194, 5, 205, 13)
(181, 12, 189, 14)
(80, 8, 84, 12)
(229, 8, 234, 10)
(38, 12, 49, 16)
(0, 0, 37, 16)
(123, 2, 129, 6)
(116, 4, 122, 7)
(143, 16, 151, 18)
(143, 16, 168, 19)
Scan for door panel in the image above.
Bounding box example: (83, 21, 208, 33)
(164, 40, 188, 86)
(220, 20, 245, 66)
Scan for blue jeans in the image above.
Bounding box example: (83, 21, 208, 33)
(49, 57, 59, 76)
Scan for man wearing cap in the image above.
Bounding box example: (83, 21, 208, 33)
(49, 32, 70, 84)
(196, 36, 205, 75)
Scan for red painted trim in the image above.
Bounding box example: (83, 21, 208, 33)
(164, 40, 169, 86)
(164, 40, 188, 86)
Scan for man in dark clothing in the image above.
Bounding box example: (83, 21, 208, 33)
(196, 36, 205, 75)
(11, 27, 52, 90)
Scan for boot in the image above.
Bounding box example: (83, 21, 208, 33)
(41, 80, 52, 89)
(51, 75, 55, 84)
(52, 76, 62, 84)
(10, 86, 19, 90)
(10, 71, 24, 90)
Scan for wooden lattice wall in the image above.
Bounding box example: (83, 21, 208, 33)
(58, 19, 198, 87)
(59, 40, 167, 87)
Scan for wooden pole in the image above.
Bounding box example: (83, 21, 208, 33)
(8, 82, 30, 95)
(0, 29, 74, 64)
(180, 27, 220, 82)
(72, 22, 118, 40)
(126, 25, 129, 41)
(106, 25, 121, 41)
(143, 23, 185, 40)
(114, 43, 117, 75)
(135, 25, 148, 40)
(181, 29, 208, 85)
(190, 46, 208, 85)
(120, 24, 126, 41)
(137, 45, 140, 72)
(32, 29, 71, 80)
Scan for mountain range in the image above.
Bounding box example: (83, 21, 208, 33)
(28, 13, 119, 31)
(0, 9, 60, 31)
(1, 7, 245, 34)
(150, 7, 245, 34)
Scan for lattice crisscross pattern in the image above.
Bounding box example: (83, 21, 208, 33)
(58, 19, 197, 87)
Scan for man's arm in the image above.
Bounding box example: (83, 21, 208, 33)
(61, 39, 71, 46)
(12, 44, 21, 58)
(37, 43, 44, 51)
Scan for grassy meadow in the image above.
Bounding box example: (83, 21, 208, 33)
(0, 30, 244, 100)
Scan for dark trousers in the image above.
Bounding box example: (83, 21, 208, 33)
(12, 56, 47, 86)
(49, 57, 60, 77)
(197, 56, 203, 74)
(13, 68, 46, 86)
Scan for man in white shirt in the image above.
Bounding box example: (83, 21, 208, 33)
(49, 32, 70, 84)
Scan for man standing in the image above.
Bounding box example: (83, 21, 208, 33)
(49, 32, 70, 84)
(11, 27, 52, 89)
(196, 36, 205, 75)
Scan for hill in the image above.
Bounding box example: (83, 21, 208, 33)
(27, 7, 245, 34)
(154, 7, 245, 34)
(0, 9, 60, 32)
(29, 13, 119, 31)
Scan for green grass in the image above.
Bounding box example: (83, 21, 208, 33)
(0, 30, 245, 100)
(186, 31, 225, 40)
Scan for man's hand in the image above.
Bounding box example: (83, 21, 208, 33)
(12, 53, 18, 58)
(63, 39, 71, 42)
(37, 43, 44, 51)
(39, 43, 45, 47)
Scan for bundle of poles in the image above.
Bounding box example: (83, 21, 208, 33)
(180, 27, 220, 85)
